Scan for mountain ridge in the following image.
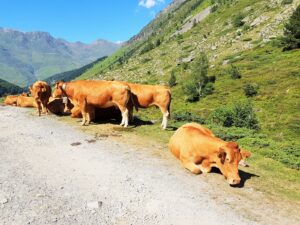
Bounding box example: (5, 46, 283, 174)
(0, 27, 121, 87)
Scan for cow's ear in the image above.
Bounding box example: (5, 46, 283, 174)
(218, 148, 226, 164)
(240, 149, 251, 159)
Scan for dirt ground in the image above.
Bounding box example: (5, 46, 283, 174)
(0, 106, 299, 225)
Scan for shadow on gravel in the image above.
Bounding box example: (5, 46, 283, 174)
(210, 167, 259, 188)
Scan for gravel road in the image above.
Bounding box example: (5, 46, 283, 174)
(0, 106, 298, 225)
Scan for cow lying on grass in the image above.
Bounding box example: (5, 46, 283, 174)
(17, 96, 38, 108)
(29, 81, 51, 116)
(54, 80, 131, 127)
(169, 123, 251, 185)
(4, 92, 29, 106)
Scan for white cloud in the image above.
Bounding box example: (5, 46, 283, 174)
(138, 0, 165, 9)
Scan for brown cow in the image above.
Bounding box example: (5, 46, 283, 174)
(4, 95, 18, 106)
(54, 80, 131, 127)
(168, 123, 251, 185)
(120, 82, 171, 130)
(16, 96, 38, 108)
(4, 92, 29, 106)
(29, 81, 51, 116)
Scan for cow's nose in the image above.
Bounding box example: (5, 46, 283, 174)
(228, 178, 241, 185)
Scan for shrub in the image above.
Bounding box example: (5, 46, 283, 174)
(282, 5, 300, 50)
(182, 79, 199, 102)
(232, 13, 245, 27)
(140, 42, 155, 55)
(244, 84, 259, 97)
(210, 106, 234, 127)
(169, 71, 177, 87)
(228, 64, 242, 79)
(211, 4, 219, 13)
(232, 100, 259, 130)
(202, 82, 214, 96)
(281, 0, 293, 5)
(141, 57, 152, 64)
(173, 111, 205, 124)
(210, 100, 259, 130)
(156, 39, 161, 47)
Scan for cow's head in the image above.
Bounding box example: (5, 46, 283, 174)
(30, 82, 48, 100)
(217, 142, 247, 185)
(21, 92, 30, 97)
(52, 81, 65, 98)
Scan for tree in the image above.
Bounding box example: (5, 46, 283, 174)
(282, 5, 300, 51)
(169, 71, 177, 87)
(192, 52, 209, 97)
(182, 52, 210, 102)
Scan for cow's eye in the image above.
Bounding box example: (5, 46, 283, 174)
(226, 158, 230, 162)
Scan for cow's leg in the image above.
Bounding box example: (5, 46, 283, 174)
(199, 159, 212, 173)
(117, 105, 129, 127)
(79, 98, 88, 126)
(42, 101, 49, 115)
(181, 158, 202, 174)
(37, 102, 42, 116)
(159, 106, 169, 130)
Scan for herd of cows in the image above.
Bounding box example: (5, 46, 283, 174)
(4, 80, 251, 186)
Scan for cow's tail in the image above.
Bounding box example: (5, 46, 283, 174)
(166, 89, 171, 119)
(126, 87, 138, 112)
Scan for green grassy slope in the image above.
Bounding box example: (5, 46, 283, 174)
(0, 78, 25, 96)
(74, 0, 300, 193)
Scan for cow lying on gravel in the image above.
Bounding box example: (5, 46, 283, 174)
(29, 81, 51, 116)
(121, 82, 171, 130)
(168, 123, 251, 185)
(54, 80, 131, 127)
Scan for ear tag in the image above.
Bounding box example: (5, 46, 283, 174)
(62, 97, 68, 104)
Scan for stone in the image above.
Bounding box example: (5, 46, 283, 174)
(87, 201, 102, 209)
(0, 198, 8, 204)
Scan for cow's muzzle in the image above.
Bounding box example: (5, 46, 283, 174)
(227, 177, 241, 185)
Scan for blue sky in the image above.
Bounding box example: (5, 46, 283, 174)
(0, 0, 171, 43)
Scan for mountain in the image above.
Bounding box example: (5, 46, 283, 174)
(77, 0, 300, 169)
(44, 56, 107, 84)
(0, 78, 25, 96)
(0, 28, 121, 87)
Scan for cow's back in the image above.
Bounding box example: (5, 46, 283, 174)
(169, 123, 222, 160)
(17, 96, 37, 108)
(126, 82, 170, 108)
(70, 80, 130, 107)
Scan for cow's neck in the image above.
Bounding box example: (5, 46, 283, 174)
(62, 82, 74, 100)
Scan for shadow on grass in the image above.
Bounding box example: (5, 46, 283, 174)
(210, 167, 259, 188)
